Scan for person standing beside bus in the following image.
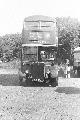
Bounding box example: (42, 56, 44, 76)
(65, 59, 70, 78)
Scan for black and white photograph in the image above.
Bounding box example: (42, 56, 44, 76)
(0, 0, 80, 119)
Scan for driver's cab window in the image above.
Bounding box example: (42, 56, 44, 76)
(38, 46, 56, 61)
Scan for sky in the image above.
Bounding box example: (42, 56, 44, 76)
(0, 0, 80, 36)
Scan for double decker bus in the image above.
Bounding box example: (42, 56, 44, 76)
(19, 15, 58, 86)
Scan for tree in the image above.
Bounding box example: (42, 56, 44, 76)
(0, 33, 22, 61)
(56, 17, 80, 64)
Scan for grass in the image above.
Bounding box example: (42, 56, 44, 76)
(0, 59, 20, 86)
(0, 59, 21, 69)
(0, 74, 19, 86)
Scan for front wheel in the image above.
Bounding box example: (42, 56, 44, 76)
(50, 77, 58, 87)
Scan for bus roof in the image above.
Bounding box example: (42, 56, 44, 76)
(24, 15, 56, 22)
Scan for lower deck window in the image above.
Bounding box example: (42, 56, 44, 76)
(22, 46, 38, 61)
(22, 46, 57, 62)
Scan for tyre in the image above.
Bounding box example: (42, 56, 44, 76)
(51, 77, 58, 87)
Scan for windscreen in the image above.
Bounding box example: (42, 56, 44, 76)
(38, 46, 57, 62)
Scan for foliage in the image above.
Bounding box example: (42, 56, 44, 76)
(57, 17, 80, 46)
(0, 33, 22, 61)
(56, 17, 80, 64)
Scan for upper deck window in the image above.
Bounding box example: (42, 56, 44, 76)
(23, 21, 55, 30)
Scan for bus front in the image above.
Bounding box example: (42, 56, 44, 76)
(19, 15, 58, 86)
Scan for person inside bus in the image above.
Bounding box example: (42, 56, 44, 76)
(40, 51, 46, 61)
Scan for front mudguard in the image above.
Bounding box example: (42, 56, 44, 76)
(44, 76, 58, 87)
(49, 77, 58, 87)
(18, 71, 26, 82)
(18, 71, 34, 86)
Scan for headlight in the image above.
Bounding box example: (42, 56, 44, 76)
(25, 70, 29, 74)
(47, 69, 50, 74)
